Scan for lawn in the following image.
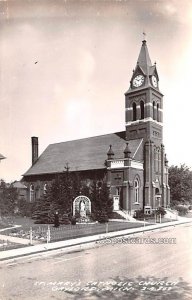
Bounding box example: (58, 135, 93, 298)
(0, 216, 148, 243)
(3, 218, 149, 243)
(0, 215, 180, 245)
(0, 239, 26, 251)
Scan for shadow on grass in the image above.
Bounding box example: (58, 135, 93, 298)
(64, 275, 192, 300)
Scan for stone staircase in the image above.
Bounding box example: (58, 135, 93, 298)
(115, 209, 137, 222)
(164, 208, 178, 220)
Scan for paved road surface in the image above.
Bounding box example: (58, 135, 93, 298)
(0, 223, 192, 300)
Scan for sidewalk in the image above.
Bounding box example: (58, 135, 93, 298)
(0, 225, 21, 232)
(0, 234, 40, 245)
(0, 217, 192, 261)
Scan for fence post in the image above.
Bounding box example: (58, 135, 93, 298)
(30, 227, 33, 245)
(47, 225, 51, 244)
(160, 214, 162, 224)
(106, 222, 109, 234)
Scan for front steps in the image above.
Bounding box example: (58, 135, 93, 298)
(115, 210, 137, 222)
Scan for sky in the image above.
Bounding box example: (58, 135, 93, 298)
(0, 0, 192, 182)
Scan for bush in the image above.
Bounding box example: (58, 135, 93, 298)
(13, 199, 35, 218)
(71, 217, 76, 225)
(60, 213, 70, 225)
(134, 209, 159, 220)
(98, 211, 109, 223)
(90, 213, 97, 221)
(175, 205, 188, 216)
(108, 212, 125, 220)
(155, 207, 166, 216)
(134, 209, 144, 219)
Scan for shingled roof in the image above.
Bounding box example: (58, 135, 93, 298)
(23, 131, 143, 177)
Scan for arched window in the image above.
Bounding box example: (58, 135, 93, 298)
(132, 102, 137, 121)
(36, 186, 40, 199)
(154, 148, 158, 172)
(153, 101, 156, 120)
(134, 178, 139, 203)
(157, 103, 159, 122)
(155, 148, 161, 173)
(158, 148, 161, 173)
(30, 184, 34, 202)
(140, 101, 144, 119)
(116, 187, 120, 196)
(43, 183, 47, 195)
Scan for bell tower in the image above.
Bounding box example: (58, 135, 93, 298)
(125, 39, 170, 209)
(125, 39, 163, 145)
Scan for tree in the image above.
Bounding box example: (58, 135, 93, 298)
(169, 164, 192, 206)
(0, 180, 18, 216)
(49, 170, 74, 215)
(31, 169, 86, 223)
(90, 180, 113, 221)
(32, 171, 113, 224)
(17, 198, 35, 217)
(32, 185, 57, 224)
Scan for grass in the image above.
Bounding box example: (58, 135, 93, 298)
(1, 216, 148, 243)
(0, 239, 27, 251)
(0, 214, 183, 247)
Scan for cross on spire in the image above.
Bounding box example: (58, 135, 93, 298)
(143, 31, 146, 41)
(64, 162, 70, 172)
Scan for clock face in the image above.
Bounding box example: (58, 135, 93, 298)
(152, 75, 158, 87)
(133, 75, 144, 87)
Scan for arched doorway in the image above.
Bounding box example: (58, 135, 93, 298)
(115, 187, 123, 210)
(155, 188, 161, 207)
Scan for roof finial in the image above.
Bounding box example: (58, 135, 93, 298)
(107, 144, 114, 159)
(142, 31, 146, 43)
(65, 162, 70, 172)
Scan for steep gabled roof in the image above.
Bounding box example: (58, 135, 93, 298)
(12, 181, 27, 189)
(23, 131, 143, 177)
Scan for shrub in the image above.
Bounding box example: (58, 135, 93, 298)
(60, 213, 70, 225)
(108, 212, 125, 220)
(90, 213, 97, 221)
(175, 205, 188, 216)
(9, 199, 35, 218)
(155, 207, 166, 216)
(98, 211, 109, 223)
(134, 209, 144, 219)
(71, 217, 76, 225)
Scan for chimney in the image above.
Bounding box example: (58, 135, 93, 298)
(31, 137, 38, 165)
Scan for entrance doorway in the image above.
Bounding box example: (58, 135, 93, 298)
(116, 187, 123, 209)
(155, 188, 161, 207)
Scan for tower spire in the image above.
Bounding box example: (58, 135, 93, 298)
(137, 39, 152, 75)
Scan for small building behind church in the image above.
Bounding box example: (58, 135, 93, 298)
(22, 40, 170, 216)
(12, 181, 27, 201)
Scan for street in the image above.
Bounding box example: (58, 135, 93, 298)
(0, 223, 192, 299)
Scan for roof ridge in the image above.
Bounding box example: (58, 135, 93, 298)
(48, 130, 125, 146)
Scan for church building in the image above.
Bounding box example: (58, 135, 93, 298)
(22, 40, 170, 215)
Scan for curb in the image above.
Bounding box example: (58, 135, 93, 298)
(0, 218, 192, 262)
